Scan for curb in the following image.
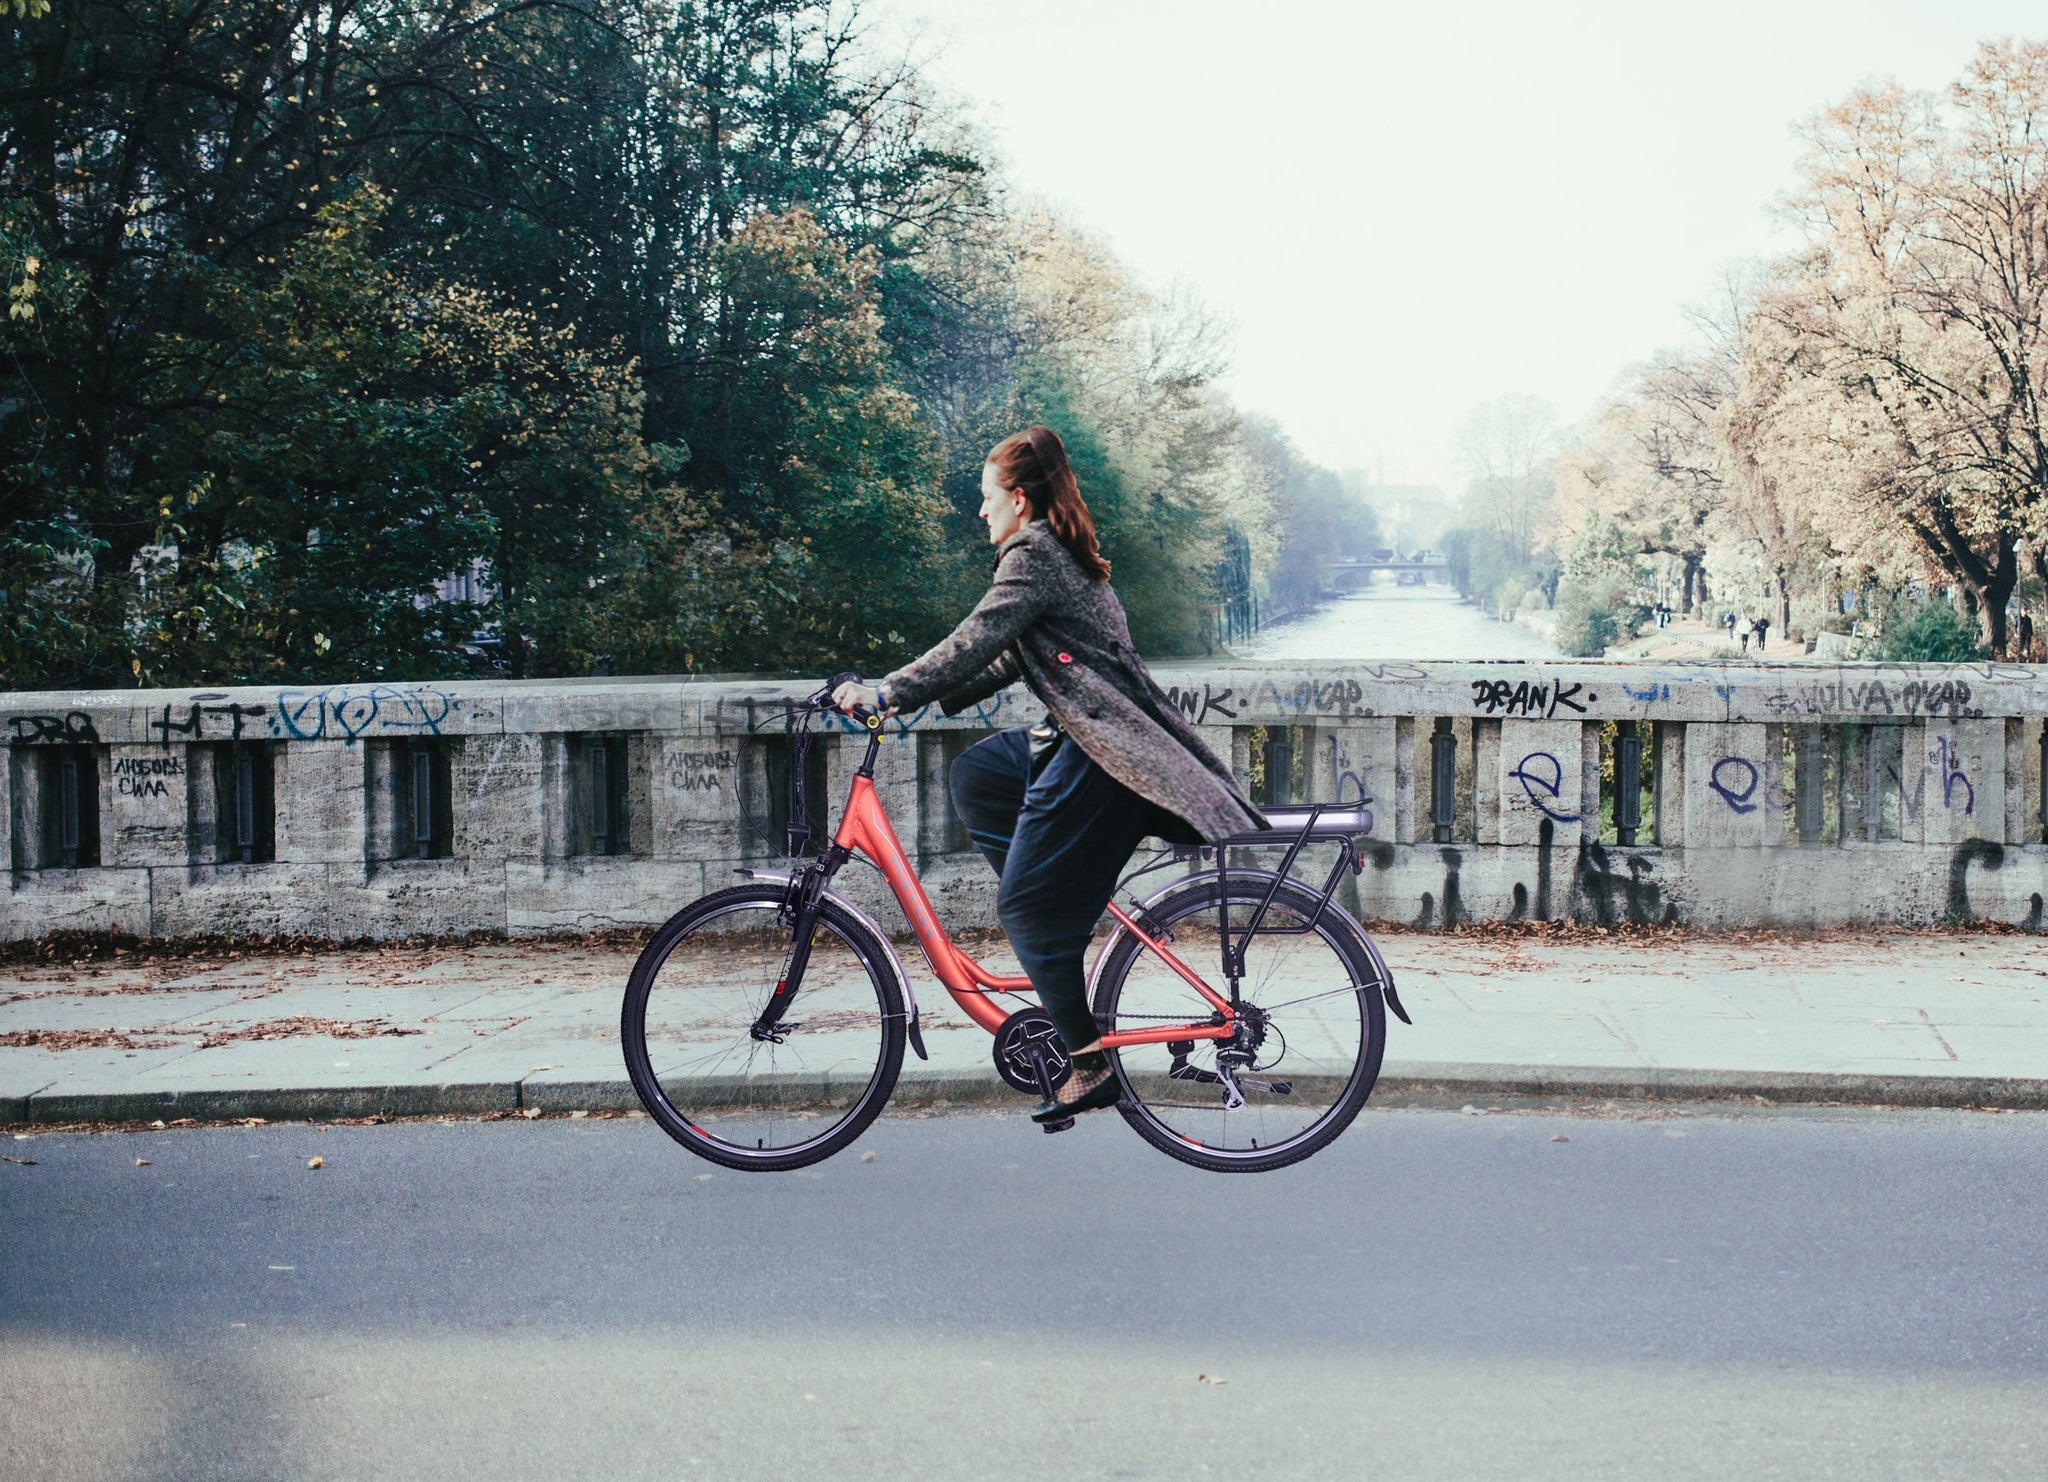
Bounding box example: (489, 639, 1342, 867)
(8, 1062, 2047, 1125)
(1369, 1062, 2048, 1110)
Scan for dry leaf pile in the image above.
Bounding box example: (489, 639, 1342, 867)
(0, 1028, 178, 1050)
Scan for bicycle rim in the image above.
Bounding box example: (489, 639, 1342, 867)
(623, 887, 904, 1171)
(1095, 880, 1383, 1172)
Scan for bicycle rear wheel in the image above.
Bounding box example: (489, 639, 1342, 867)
(1092, 876, 1385, 1173)
(622, 885, 906, 1172)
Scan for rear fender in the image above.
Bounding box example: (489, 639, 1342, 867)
(1093, 867, 1410, 1026)
(737, 869, 927, 1059)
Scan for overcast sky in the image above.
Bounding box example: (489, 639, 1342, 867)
(879, 0, 2046, 493)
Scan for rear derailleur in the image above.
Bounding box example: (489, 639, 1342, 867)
(1165, 1005, 1292, 1109)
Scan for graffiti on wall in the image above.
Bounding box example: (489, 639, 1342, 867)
(149, 695, 267, 747)
(8, 712, 99, 745)
(1163, 683, 1240, 724)
(270, 685, 455, 743)
(113, 754, 182, 800)
(1760, 676, 1984, 719)
(1325, 736, 1372, 810)
(1506, 750, 1580, 824)
(1935, 735, 1975, 815)
(1887, 735, 1976, 820)
(670, 749, 732, 795)
(1708, 757, 1760, 815)
(1470, 678, 1594, 718)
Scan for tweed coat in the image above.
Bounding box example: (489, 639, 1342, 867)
(879, 522, 1268, 844)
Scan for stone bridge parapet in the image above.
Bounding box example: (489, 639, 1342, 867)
(5, 660, 2046, 939)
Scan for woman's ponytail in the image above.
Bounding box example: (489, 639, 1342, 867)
(986, 426, 1111, 581)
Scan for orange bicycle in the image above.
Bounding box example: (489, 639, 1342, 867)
(621, 678, 1409, 1173)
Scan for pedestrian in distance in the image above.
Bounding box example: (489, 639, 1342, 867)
(1755, 614, 1771, 652)
(831, 427, 1267, 1126)
(1740, 626, 1750, 655)
(2018, 604, 2034, 659)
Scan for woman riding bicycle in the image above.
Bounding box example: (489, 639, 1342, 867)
(831, 427, 1267, 1124)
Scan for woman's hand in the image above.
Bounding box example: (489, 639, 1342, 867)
(830, 679, 897, 720)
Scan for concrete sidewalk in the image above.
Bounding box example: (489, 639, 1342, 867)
(3, 928, 2045, 1124)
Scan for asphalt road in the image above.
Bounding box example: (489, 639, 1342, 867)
(3, 1105, 2045, 1482)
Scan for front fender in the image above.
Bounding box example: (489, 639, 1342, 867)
(736, 869, 927, 1059)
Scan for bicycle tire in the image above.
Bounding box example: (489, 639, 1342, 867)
(1092, 876, 1386, 1173)
(622, 884, 906, 1172)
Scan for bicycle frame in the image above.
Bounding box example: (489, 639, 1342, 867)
(820, 725, 1236, 1050)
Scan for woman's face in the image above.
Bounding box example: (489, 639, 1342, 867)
(978, 462, 1030, 545)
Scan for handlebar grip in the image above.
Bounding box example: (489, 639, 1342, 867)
(822, 670, 883, 729)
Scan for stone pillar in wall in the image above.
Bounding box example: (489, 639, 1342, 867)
(1391, 716, 1417, 844)
(1681, 722, 1771, 848)
(274, 742, 368, 882)
(2004, 718, 2028, 847)
(1913, 717, 2005, 846)
(1471, 719, 1502, 845)
(1496, 720, 1587, 848)
(459, 733, 544, 866)
(1302, 719, 1395, 823)
(651, 733, 739, 873)
(103, 743, 190, 868)
(1652, 720, 1686, 849)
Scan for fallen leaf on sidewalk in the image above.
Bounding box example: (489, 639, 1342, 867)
(520, 1107, 541, 1119)
(0, 1028, 177, 1050)
(150, 1120, 166, 1129)
(859, 1150, 877, 1162)
(241, 1117, 266, 1126)
(1196, 1374, 1228, 1385)
(199, 1017, 424, 1048)
(2, 1155, 35, 1165)
(134, 1158, 151, 1167)
(1551, 1135, 1571, 1143)
(307, 1157, 324, 1169)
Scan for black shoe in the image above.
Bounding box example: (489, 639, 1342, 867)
(1029, 1058, 1122, 1124)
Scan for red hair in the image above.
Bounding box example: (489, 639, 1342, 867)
(987, 426, 1110, 581)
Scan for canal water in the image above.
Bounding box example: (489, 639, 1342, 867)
(1231, 584, 1557, 663)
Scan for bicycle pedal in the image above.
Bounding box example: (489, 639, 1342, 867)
(1041, 1116, 1077, 1134)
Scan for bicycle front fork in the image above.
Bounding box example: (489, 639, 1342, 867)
(750, 846, 848, 1043)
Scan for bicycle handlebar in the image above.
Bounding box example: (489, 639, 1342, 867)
(812, 670, 883, 729)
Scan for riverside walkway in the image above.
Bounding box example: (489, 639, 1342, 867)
(4, 927, 2043, 1125)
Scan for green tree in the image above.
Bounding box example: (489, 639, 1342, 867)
(1552, 515, 1648, 657)
(1872, 591, 1988, 662)
(133, 190, 650, 684)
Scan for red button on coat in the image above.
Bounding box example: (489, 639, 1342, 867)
(1057, 652, 1072, 663)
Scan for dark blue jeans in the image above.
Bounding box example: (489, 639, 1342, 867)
(949, 726, 1186, 1052)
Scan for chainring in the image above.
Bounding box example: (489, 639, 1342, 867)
(991, 1007, 1073, 1096)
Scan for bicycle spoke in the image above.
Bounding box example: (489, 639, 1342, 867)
(1255, 985, 1362, 1014)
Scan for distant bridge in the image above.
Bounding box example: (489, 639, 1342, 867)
(1323, 553, 1451, 591)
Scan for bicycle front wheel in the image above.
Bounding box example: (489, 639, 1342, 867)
(1093, 877, 1385, 1173)
(622, 885, 906, 1172)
